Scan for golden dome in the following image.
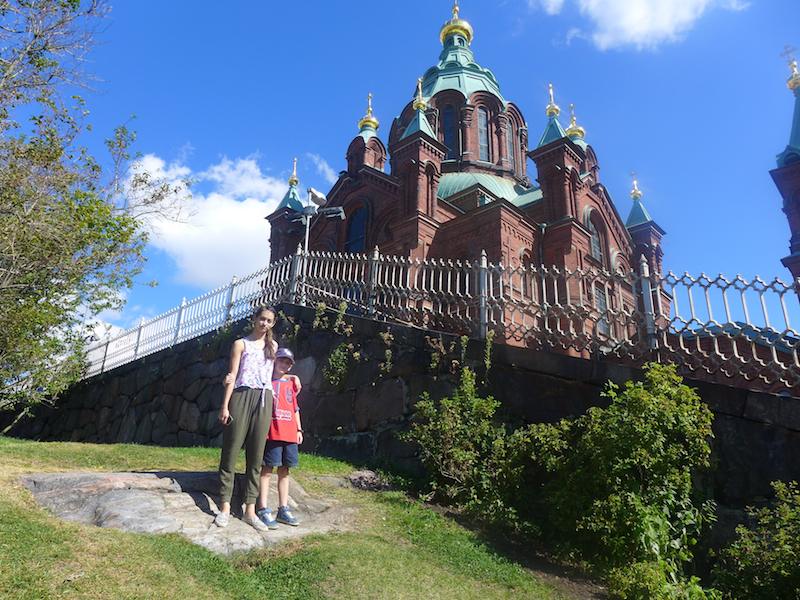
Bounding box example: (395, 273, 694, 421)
(288, 157, 299, 187)
(788, 59, 800, 91)
(357, 92, 379, 131)
(439, 0, 474, 45)
(545, 83, 560, 117)
(630, 177, 643, 200)
(565, 103, 585, 139)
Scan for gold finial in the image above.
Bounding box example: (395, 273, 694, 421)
(288, 157, 298, 186)
(413, 77, 427, 111)
(630, 176, 643, 201)
(545, 82, 560, 117)
(357, 92, 380, 131)
(565, 103, 585, 139)
(439, 0, 473, 45)
(782, 46, 800, 91)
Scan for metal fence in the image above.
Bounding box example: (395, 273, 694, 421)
(84, 247, 800, 392)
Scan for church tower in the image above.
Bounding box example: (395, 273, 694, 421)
(266, 158, 304, 263)
(770, 56, 800, 281)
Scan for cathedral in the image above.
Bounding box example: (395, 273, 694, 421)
(267, 2, 665, 281)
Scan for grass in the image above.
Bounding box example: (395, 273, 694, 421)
(0, 437, 564, 599)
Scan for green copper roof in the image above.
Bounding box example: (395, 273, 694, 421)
(777, 88, 800, 167)
(401, 108, 436, 140)
(276, 183, 304, 213)
(626, 197, 653, 228)
(420, 33, 505, 105)
(537, 116, 567, 147)
(437, 172, 542, 207)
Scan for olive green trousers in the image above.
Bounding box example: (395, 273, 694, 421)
(218, 386, 273, 505)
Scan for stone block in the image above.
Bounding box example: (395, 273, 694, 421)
(100, 378, 120, 408)
(291, 356, 317, 393)
(162, 395, 182, 422)
(136, 364, 161, 392)
(163, 370, 185, 396)
(183, 378, 206, 403)
(178, 402, 201, 433)
(161, 433, 178, 447)
(119, 372, 137, 397)
(135, 415, 152, 444)
(316, 432, 376, 463)
(302, 391, 355, 435)
(354, 378, 407, 431)
(196, 383, 222, 413)
(743, 391, 781, 424)
(779, 396, 800, 431)
(177, 431, 204, 447)
(97, 406, 111, 431)
(117, 411, 137, 443)
(133, 385, 154, 407)
(79, 409, 96, 428)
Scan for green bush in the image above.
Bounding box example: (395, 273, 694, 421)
(713, 480, 800, 599)
(405, 362, 718, 598)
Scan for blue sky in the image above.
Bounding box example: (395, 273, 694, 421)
(81, 0, 797, 332)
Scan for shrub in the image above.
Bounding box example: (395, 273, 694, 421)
(405, 362, 718, 598)
(713, 480, 800, 599)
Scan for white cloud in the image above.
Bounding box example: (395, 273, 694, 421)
(529, 0, 748, 50)
(136, 154, 289, 289)
(306, 153, 339, 186)
(530, 0, 565, 15)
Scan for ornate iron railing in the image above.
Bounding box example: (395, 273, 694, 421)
(83, 247, 800, 392)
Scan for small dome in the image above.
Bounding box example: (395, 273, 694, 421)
(439, 1, 473, 45)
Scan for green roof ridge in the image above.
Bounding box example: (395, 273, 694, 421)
(276, 183, 304, 213)
(626, 197, 653, 228)
(537, 116, 567, 147)
(777, 88, 800, 167)
(401, 108, 436, 141)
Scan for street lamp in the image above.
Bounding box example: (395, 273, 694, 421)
(287, 189, 345, 304)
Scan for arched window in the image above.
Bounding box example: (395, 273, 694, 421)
(345, 207, 367, 253)
(478, 107, 489, 162)
(587, 218, 602, 263)
(442, 105, 458, 160)
(506, 121, 515, 172)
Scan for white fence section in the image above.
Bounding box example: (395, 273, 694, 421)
(84, 247, 800, 392)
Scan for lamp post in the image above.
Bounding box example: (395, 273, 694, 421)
(287, 190, 345, 305)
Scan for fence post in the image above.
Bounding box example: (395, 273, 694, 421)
(173, 298, 186, 346)
(638, 255, 658, 351)
(224, 275, 238, 323)
(100, 338, 110, 374)
(367, 246, 380, 318)
(477, 249, 489, 340)
(133, 317, 145, 359)
(288, 244, 303, 305)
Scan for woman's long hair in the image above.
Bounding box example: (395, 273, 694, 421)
(252, 305, 277, 360)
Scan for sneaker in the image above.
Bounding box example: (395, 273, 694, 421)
(244, 514, 270, 532)
(256, 507, 279, 530)
(276, 506, 300, 527)
(214, 511, 230, 528)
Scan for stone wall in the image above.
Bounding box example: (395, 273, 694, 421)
(12, 303, 800, 509)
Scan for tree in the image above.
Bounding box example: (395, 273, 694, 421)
(0, 0, 185, 428)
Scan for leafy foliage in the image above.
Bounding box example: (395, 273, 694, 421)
(405, 363, 719, 598)
(0, 1, 185, 422)
(713, 480, 800, 599)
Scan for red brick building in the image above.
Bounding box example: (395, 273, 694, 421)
(268, 3, 664, 282)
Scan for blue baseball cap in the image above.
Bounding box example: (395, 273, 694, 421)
(276, 348, 295, 362)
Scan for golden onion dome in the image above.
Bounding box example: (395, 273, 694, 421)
(439, 0, 473, 45)
(630, 177, 643, 200)
(357, 92, 379, 131)
(545, 82, 560, 118)
(565, 103, 585, 140)
(287, 157, 299, 187)
(788, 59, 800, 91)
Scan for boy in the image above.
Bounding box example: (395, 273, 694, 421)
(256, 347, 303, 528)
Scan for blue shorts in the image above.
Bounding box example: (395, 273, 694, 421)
(263, 440, 299, 468)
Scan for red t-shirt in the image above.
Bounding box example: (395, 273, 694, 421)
(268, 378, 299, 442)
